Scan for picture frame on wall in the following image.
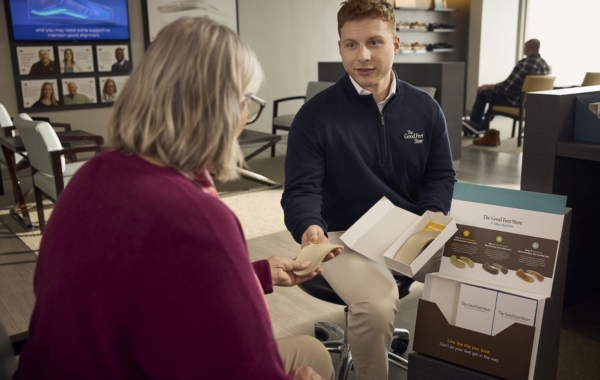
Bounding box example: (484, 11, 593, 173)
(62, 77, 98, 105)
(20, 79, 61, 109)
(141, 0, 239, 47)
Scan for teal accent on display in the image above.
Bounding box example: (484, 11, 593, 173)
(453, 183, 567, 215)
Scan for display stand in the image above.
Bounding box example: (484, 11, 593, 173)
(521, 86, 600, 307)
(409, 183, 572, 380)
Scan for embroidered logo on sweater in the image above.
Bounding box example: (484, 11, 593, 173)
(404, 130, 424, 144)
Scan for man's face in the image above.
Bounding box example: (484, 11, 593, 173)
(115, 48, 124, 62)
(338, 17, 399, 95)
(68, 83, 77, 96)
(39, 50, 50, 64)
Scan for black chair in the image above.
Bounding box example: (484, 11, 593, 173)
(298, 274, 412, 380)
(271, 81, 334, 157)
(0, 320, 27, 380)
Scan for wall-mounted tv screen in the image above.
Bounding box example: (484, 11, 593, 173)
(7, 0, 130, 41)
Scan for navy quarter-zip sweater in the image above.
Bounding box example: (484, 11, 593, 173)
(282, 73, 456, 244)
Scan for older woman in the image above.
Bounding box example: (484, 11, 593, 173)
(14, 17, 334, 380)
(31, 82, 59, 107)
(102, 78, 117, 102)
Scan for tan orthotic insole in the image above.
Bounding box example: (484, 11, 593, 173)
(294, 242, 344, 277)
(394, 230, 441, 264)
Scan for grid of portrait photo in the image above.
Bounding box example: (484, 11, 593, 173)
(14, 44, 131, 111)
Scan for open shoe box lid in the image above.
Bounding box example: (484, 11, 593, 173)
(340, 197, 457, 277)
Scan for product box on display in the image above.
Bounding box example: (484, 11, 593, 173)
(413, 183, 568, 380)
(340, 197, 457, 277)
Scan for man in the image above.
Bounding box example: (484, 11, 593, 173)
(29, 49, 56, 75)
(63, 82, 93, 105)
(281, 1, 455, 379)
(111, 47, 130, 72)
(464, 39, 550, 146)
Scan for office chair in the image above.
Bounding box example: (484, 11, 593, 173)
(271, 81, 335, 157)
(582, 72, 600, 86)
(485, 75, 556, 147)
(298, 274, 412, 380)
(0, 320, 27, 380)
(13, 114, 103, 232)
(0, 104, 29, 197)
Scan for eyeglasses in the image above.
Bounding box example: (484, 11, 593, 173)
(245, 94, 266, 125)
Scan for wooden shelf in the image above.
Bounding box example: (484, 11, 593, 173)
(394, 7, 459, 12)
(399, 49, 455, 54)
(396, 28, 456, 33)
(556, 141, 600, 162)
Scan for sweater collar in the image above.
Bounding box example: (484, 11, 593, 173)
(340, 69, 402, 109)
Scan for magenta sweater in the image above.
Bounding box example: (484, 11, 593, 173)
(14, 151, 290, 379)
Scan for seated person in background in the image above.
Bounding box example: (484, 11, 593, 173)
(29, 49, 57, 75)
(63, 82, 93, 105)
(14, 17, 334, 380)
(31, 82, 59, 108)
(102, 79, 118, 102)
(464, 39, 550, 145)
(111, 47, 130, 72)
(282, 1, 456, 379)
(61, 48, 82, 73)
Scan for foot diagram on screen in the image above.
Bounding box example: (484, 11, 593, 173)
(29, 0, 114, 20)
(157, 1, 225, 15)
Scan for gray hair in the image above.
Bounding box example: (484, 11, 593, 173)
(107, 17, 263, 181)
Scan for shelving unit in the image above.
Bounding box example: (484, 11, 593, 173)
(394, 7, 459, 12)
(394, 6, 458, 59)
(396, 28, 456, 32)
(556, 141, 600, 161)
(399, 49, 455, 54)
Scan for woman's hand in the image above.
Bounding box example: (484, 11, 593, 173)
(267, 256, 322, 287)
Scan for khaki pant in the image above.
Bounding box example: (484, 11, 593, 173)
(278, 335, 335, 380)
(321, 231, 441, 380)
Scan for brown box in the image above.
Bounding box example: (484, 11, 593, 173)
(414, 300, 536, 380)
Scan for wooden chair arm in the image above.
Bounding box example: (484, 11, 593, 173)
(58, 135, 103, 145)
(50, 122, 72, 131)
(49, 145, 102, 196)
(3, 126, 16, 137)
(273, 95, 306, 119)
(50, 145, 103, 158)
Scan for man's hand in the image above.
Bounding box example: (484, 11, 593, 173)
(477, 84, 495, 93)
(289, 367, 324, 380)
(301, 225, 343, 262)
(267, 256, 322, 287)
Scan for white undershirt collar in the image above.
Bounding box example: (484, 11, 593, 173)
(349, 71, 396, 112)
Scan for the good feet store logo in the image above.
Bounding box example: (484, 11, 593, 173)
(404, 130, 424, 144)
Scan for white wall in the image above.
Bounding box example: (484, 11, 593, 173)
(239, 0, 341, 134)
(526, 0, 600, 87)
(466, 0, 520, 112)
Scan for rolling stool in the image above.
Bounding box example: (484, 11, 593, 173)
(298, 273, 413, 379)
